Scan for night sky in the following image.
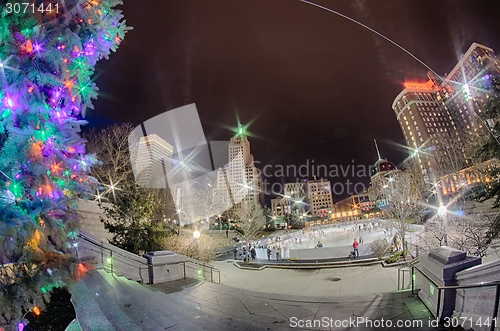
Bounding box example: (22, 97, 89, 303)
(86, 0, 500, 201)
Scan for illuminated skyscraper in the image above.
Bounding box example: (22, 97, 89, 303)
(215, 123, 263, 211)
(392, 42, 500, 182)
(305, 178, 334, 218)
(134, 134, 174, 188)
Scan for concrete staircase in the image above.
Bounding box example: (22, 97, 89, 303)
(69, 267, 444, 331)
(70, 269, 260, 330)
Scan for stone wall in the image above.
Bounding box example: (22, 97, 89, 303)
(76, 199, 111, 242)
(453, 260, 500, 331)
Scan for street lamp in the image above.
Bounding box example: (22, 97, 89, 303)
(438, 205, 447, 217)
(438, 204, 448, 245)
(193, 230, 200, 239)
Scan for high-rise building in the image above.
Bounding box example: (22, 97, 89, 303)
(392, 42, 500, 182)
(283, 181, 307, 215)
(133, 134, 174, 188)
(305, 178, 334, 218)
(271, 198, 286, 217)
(214, 123, 263, 211)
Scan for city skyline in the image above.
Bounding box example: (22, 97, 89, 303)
(85, 0, 500, 200)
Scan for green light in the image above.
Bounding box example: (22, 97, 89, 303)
(2, 109, 10, 118)
(429, 284, 434, 295)
(106, 258, 112, 264)
(41, 287, 47, 294)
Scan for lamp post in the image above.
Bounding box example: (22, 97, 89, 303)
(438, 204, 448, 245)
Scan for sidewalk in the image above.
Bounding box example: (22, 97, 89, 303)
(211, 260, 402, 296)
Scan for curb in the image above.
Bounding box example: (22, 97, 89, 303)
(381, 259, 415, 268)
(233, 258, 383, 270)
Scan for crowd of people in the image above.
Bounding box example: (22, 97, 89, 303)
(231, 220, 382, 262)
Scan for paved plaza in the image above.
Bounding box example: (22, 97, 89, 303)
(212, 260, 404, 296)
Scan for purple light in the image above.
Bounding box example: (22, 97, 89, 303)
(15, 174, 21, 179)
(84, 41, 96, 56)
(17, 322, 25, 331)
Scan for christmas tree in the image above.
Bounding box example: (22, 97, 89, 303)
(0, 0, 129, 326)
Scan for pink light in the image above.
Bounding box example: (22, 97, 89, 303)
(2, 95, 15, 108)
(17, 322, 25, 331)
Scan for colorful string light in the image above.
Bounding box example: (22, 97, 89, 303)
(0, 0, 130, 325)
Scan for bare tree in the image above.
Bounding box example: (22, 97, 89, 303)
(84, 123, 136, 188)
(370, 239, 391, 260)
(371, 170, 425, 258)
(163, 234, 217, 262)
(403, 159, 426, 199)
(416, 213, 497, 257)
(235, 202, 266, 262)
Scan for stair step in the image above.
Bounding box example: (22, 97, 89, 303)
(96, 270, 198, 330)
(90, 270, 167, 331)
(82, 273, 142, 331)
(146, 281, 276, 329)
(70, 280, 116, 331)
(111, 274, 240, 330)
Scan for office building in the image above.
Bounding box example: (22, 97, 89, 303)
(133, 134, 174, 188)
(305, 178, 334, 218)
(215, 123, 264, 211)
(392, 42, 500, 182)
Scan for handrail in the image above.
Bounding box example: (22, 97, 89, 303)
(437, 280, 500, 290)
(182, 261, 221, 283)
(78, 232, 149, 266)
(77, 232, 149, 283)
(78, 232, 221, 284)
(412, 264, 500, 331)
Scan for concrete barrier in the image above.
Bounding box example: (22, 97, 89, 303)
(289, 243, 372, 260)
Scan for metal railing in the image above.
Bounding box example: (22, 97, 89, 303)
(77, 232, 150, 283)
(397, 257, 419, 291)
(77, 232, 221, 285)
(409, 264, 500, 331)
(182, 260, 221, 284)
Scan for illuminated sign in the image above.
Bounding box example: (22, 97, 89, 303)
(404, 81, 434, 91)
